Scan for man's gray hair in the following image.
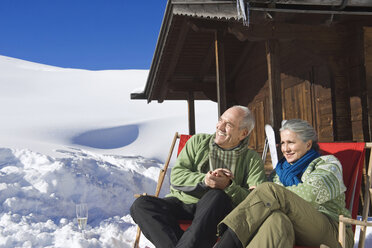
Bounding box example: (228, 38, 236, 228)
(279, 119, 319, 151)
(232, 105, 255, 134)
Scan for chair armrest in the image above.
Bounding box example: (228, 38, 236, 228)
(339, 215, 372, 227)
(338, 215, 372, 248)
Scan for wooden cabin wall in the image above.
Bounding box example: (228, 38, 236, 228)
(348, 26, 369, 142)
(280, 73, 334, 143)
(243, 39, 336, 152)
(280, 40, 335, 143)
(231, 25, 370, 174)
(328, 25, 370, 143)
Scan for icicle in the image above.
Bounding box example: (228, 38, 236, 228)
(236, 0, 248, 26)
(246, 1, 250, 27)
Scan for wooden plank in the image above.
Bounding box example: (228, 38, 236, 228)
(351, 96, 364, 142)
(328, 57, 353, 141)
(314, 84, 334, 142)
(228, 42, 256, 83)
(364, 27, 372, 141)
(215, 29, 227, 116)
(356, 26, 372, 141)
(283, 86, 294, 120)
(158, 18, 190, 102)
(195, 42, 214, 83)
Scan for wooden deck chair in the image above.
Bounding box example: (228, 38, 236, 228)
(335, 142, 372, 248)
(132, 132, 192, 248)
(292, 143, 371, 248)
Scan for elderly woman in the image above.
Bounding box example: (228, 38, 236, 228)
(215, 119, 354, 248)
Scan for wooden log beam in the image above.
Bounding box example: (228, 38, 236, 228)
(266, 39, 283, 141)
(228, 22, 349, 42)
(168, 80, 214, 91)
(188, 19, 227, 34)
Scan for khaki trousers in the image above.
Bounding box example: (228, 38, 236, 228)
(220, 182, 354, 248)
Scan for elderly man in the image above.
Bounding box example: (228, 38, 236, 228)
(130, 105, 266, 248)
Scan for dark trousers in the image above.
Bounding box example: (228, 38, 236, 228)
(213, 227, 242, 248)
(130, 189, 233, 248)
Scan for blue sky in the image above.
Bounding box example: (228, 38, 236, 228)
(0, 0, 167, 70)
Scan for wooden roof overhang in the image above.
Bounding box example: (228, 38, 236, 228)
(131, 1, 239, 103)
(130, 0, 372, 134)
(131, 0, 372, 100)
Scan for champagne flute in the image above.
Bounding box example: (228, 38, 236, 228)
(76, 203, 88, 236)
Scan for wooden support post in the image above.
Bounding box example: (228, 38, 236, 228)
(363, 27, 372, 142)
(188, 92, 196, 135)
(265, 39, 283, 142)
(215, 29, 227, 117)
(357, 27, 371, 142)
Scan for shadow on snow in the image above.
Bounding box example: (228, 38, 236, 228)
(71, 124, 139, 149)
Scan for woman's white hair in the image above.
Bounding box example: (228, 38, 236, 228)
(280, 119, 319, 151)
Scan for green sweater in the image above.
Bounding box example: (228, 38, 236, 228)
(166, 133, 266, 207)
(272, 155, 351, 221)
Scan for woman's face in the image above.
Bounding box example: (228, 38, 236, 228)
(280, 129, 312, 164)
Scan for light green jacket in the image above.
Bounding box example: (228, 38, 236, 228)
(166, 133, 266, 207)
(272, 155, 351, 220)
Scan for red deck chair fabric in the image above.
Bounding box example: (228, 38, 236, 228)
(175, 136, 365, 247)
(318, 142, 365, 221)
(177, 134, 193, 156)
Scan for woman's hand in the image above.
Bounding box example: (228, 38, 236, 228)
(249, 186, 256, 191)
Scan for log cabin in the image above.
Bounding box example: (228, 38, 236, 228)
(131, 0, 372, 170)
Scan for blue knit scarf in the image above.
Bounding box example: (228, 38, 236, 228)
(275, 149, 320, 186)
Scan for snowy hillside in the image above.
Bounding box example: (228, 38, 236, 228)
(0, 55, 217, 247)
(0, 55, 217, 161)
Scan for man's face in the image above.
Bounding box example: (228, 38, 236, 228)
(214, 107, 248, 149)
